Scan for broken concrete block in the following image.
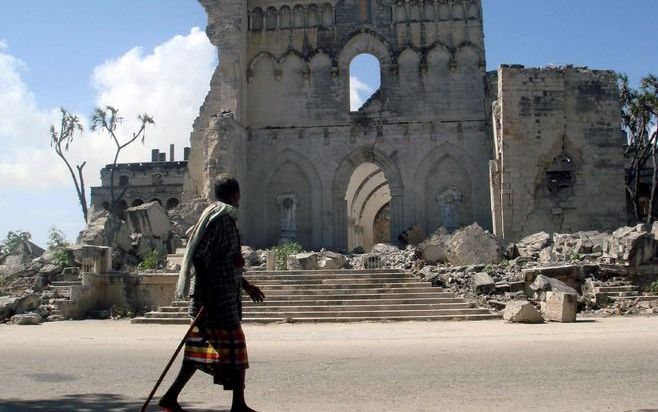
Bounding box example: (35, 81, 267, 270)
(529, 274, 579, 301)
(418, 235, 448, 264)
(287, 252, 318, 271)
(445, 224, 506, 266)
(266, 251, 276, 271)
(13, 293, 41, 315)
(503, 301, 544, 324)
(126, 202, 172, 260)
(318, 251, 346, 270)
(79, 245, 112, 274)
(516, 232, 551, 258)
(604, 225, 655, 266)
(10, 312, 43, 325)
(371, 243, 400, 254)
(77, 206, 127, 248)
(541, 291, 577, 322)
(0, 296, 18, 321)
(472, 272, 496, 295)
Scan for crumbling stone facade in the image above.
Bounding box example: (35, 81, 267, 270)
(91, 156, 188, 218)
(489, 66, 626, 240)
(184, 0, 626, 249)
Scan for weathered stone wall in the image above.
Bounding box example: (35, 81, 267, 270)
(490, 66, 626, 241)
(186, 0, 493, 250)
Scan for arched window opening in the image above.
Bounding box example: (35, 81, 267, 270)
(349, 54, 381, 112)
(251, 8, 263, 31)
(131, 199, 144, 207)
(320, 4, 334, 28)
(149, 198, 162, 206)
(113, 200, 128, 220)
(265, 7, 277, 30)
(280, 6, 291, 29)
(166, 198, 180, 211)
(307, 6, 319, 27)
(294, 6, 305, 28)
(119, 175, 130, 186)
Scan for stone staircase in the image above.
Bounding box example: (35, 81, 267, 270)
(40, 280, 83, 320)
(594, 279, 658, 303)
(131, 269, 498, 324)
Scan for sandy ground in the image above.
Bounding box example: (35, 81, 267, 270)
(1, 317, 658, 412)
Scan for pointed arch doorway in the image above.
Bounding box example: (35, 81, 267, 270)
(332, 146, 404, 252)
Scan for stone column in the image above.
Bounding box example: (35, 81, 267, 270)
(332, 190, 348, 251)
(389, 187, 404, 246)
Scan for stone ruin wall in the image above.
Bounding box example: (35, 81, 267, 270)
(183, 0, 627, 249)
(490, 66, 627, 241)
(185, 0, 494, 250)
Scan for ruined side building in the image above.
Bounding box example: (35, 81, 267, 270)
(90, 145, 190, 218)
(102, 0, 627, 252)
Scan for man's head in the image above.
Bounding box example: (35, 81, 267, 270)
(214, 174, 240, 207)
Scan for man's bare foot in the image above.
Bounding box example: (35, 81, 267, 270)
(158, 396, 186, 412)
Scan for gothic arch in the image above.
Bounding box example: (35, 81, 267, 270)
(455, 42, 483, 67)
(250, 8, 264, 31)
(248, 52, 278, 75)
(413, 143, 480, 233)
(426, 42, 453, 71)
(309, 50, 332, 70)
(467, 0, 480, 19)
(332, 146, 404, 249)
(337, 31, 394, 69)
(256, 149, 323, 248)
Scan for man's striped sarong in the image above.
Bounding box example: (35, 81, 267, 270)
(183, 325, 249, 389)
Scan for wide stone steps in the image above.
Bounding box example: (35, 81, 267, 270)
(132, 313, 499, 324)
(131, 269, 497, 324)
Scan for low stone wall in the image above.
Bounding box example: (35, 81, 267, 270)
(66, 272, 178, 319)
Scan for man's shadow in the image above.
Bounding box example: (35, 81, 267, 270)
(0, 393, 229, 412)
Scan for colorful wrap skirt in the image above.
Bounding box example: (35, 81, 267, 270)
(183, 324, 249, 390)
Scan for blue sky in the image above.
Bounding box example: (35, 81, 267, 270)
(0, 0, 656, 247)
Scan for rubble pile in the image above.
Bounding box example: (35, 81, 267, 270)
(347, 245, 422, 271)
(0, 239, 71, 324)
(412, 225, 658, 321)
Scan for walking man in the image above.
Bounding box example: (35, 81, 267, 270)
(160, 174, 265, 412)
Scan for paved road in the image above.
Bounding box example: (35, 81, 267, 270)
(0, 317, 657, 412)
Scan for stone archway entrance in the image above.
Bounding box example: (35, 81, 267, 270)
(345, 163, 391, 251)
(345, 162, 391, 252)
(332, 146, 404, 252)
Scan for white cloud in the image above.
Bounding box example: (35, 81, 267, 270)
(0, 42, 68, 189)
(0, 27, 215, 192)
(90, 27, 216, 170)
(350, 75, 374, 111)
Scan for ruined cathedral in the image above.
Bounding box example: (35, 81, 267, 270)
(182, 0, 626, 251)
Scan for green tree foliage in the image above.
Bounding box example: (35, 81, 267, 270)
(272, 241, 304, 270)
(621, 74, 658, 223)
(0, 231, 32, 255)
(138, 250, 162, 270)
(47, 227, 74, 267)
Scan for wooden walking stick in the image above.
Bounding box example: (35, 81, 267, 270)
(140, 306, 205, 412)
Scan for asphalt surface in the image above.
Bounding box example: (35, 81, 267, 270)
(1, 317, 657, 412)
